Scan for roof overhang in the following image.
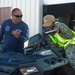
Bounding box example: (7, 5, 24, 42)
(43, 0, 75, 5)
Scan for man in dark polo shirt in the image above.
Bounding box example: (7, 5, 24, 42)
(0, 8, 29, 54)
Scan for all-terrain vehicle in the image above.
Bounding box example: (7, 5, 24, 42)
(0, 30, 68, 75)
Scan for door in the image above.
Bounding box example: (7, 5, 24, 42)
(0, 7, 11, 25)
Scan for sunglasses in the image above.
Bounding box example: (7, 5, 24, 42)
(13, 15, 23, 18)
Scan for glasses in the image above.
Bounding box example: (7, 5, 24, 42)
(13, 15, 23, 18)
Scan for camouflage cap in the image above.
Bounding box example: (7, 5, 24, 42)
(43, 15, 55, 27)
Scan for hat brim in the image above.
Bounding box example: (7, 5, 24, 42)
(43, 23, 52, 27)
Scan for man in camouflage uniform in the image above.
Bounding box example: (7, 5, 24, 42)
(43, 14, 75, 70)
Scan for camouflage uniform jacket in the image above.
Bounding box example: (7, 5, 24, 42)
(43, 22, 74, 52)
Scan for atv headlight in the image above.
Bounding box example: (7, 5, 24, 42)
(39, 50, 53, 55)
(20, 66, 38, 75)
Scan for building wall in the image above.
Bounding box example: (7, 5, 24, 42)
(0, 0, 43, 37)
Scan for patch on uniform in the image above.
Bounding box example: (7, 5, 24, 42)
(26, 30, 29, 38)
(5, 26, 10, 31)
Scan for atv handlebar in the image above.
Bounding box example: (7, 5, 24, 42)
(45, 30, 56, 34)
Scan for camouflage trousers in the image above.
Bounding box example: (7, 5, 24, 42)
(65, 45, 75, 70)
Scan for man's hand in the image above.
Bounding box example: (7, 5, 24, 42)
(54, 27, 59, 32)
(12, 30, 22, 38)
